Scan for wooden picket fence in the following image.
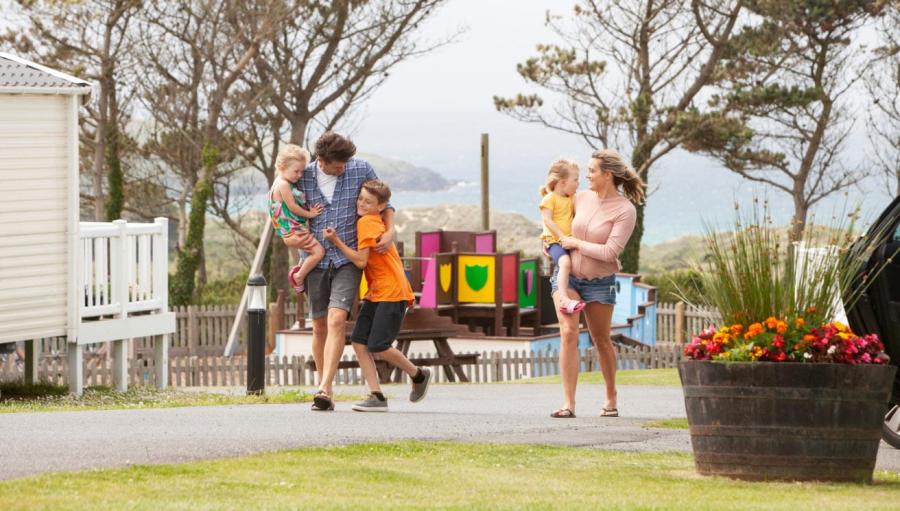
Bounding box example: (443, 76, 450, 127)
(655, 302, 719, 344)
(26, 302, 717, 358)
(25, 304, 306, 357)
(0, 343, 683, 388)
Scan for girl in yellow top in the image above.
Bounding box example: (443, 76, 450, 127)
(324, 180, 431, 412)
(540, 159, 585, 314)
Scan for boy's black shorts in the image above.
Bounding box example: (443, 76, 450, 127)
(350, 300, 408, 353)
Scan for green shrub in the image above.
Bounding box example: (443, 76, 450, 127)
(0, 381, 68, 400)
(198, 271, 249, 305)
(643, 269, 707, 304)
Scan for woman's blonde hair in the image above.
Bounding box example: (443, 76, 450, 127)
(275, 144, 310, 173)
(591, 149, 645, 204)
(539, 159, 579, 196)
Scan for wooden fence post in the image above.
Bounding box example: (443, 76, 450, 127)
(187, 306, 199, 356)
(674, 301, 686, 345)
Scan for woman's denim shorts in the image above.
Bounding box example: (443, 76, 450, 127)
(550, 266, 617, 305)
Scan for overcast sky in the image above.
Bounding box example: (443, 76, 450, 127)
(351, 0, 589, 179)
(348, 1, 895, 237)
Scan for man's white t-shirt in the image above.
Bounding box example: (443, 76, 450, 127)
(316, 166, 338, 203)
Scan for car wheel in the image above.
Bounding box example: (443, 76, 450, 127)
(884, 404, 900, 449)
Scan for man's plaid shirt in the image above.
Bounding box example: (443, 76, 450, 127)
(294, 158, 389, 270)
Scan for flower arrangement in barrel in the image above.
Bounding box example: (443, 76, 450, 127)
(684, 314, 889, 364)
(682, 198, 892, 365)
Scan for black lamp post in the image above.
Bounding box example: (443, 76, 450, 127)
(246, 274, 267, 395)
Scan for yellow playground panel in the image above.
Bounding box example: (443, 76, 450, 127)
(456, 255, 495, 303)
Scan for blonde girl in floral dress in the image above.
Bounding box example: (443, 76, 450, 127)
(268, 144, 325, 293)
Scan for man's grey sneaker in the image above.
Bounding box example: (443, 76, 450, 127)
(352, 394, 388, 412)
(409, 367, 431, 403)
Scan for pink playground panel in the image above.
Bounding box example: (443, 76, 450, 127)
(418, 258, 437, 308)
(475, 233, 495, 253)
(418, 232, 441, 283)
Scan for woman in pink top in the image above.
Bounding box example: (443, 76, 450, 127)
(550, 149, 645, 419)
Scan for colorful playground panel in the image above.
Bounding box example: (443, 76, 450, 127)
(413, 230, 497, 291)
(518, 258, 538, 308)
(422, 252, 540, 309)
(456, 254, 496, 303)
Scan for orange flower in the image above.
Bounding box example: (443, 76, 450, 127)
(730, 324, 744, 336)
(775, 321, 787, 335)
(806, 306, 817, 314)
(795, 317, 806, 328)
(765, 317, 778, 329)
(803, 334, 816, 342)
(744, 322, 764, 339)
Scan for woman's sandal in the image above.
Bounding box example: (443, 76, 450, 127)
(558, 299, 586, 315)
(600, 407, 619, 418)
(312, 390, 334, 411)
(550, 408, 576, 418)
(288, 266, 305, 294)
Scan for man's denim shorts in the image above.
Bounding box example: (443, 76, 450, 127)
(550, 266, 617, 305)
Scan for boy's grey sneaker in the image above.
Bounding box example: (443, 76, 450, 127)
(352, 394, 388, 412)
(409, 367, 431, 403)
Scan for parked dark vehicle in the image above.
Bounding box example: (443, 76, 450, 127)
(845, 195, 900, 448)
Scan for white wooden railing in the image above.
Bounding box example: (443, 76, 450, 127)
(78, 218, 169, 320)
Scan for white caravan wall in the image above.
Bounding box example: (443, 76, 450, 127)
(0, 94, 70, 343)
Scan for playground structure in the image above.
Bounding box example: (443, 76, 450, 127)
(0, 53, 174, 394)
(420, 251, 543, 337)
(408, 228, 656, 345)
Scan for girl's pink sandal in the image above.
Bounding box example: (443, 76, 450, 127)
(288, 266, 305, 294)
(559, 299, 586, 315)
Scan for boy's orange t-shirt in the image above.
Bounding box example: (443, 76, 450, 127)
(357, 214, 414, 304)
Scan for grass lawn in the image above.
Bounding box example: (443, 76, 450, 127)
(0, 383, 354, 413)
(643, 418, 690, 429)
(517, 367, 680, 386)
(1, 442, 897, 510)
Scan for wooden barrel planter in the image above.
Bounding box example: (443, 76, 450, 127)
(679, 360, 897, 483)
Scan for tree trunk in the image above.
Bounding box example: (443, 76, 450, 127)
(176, 189, 188, 249)
(91, 88, 108, 221)
(104, 91, 123, 221)
(198, 243, 208, 287)
(622, 21, 653, 274)
(621, 202, 645, 274)
(171, 142, 217, 305)
(790, 195, 809, 243)
(622, 134, 652, 274)
(288, 118, 306, 145)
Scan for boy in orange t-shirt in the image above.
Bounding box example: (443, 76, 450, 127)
(324, 180, 431, 411)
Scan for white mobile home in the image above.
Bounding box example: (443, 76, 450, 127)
(0, 53, 174, 394)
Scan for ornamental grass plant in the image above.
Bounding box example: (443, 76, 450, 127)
(682, 198, 894, 363)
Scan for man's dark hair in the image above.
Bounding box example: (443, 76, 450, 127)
(314, 132, 357, 162)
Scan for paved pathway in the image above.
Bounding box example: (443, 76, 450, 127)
(2, 383, 899, 480)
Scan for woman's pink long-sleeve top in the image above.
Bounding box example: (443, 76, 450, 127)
(569, 192, 636, 280)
